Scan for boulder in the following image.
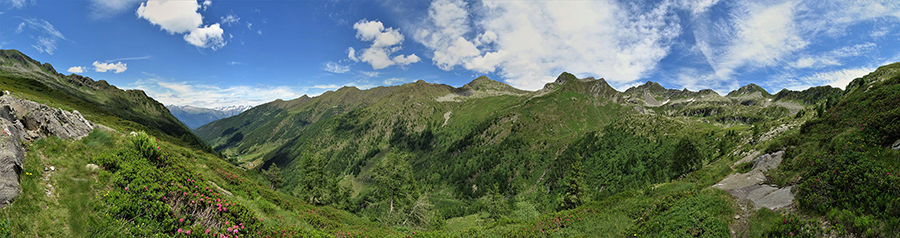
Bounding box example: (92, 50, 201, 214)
(893, 139, 900, 150)
(85, 163, 100, 171)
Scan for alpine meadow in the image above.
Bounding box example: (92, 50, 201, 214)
(2, 0, 900, 237)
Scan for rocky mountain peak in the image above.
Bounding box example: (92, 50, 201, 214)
(727, 83, 770, 97)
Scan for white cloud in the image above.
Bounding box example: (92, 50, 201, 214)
(392, 54, 421, 66)
(202, 0, 211, 11)
(788, 42, 875, 69)
(695, 1, 806, 82)
(383, 77, 406, 85)
(136, 0, 203, 34)
(773, 67, 874, 90)
(804, 0, 900, 36)
(134, 0, 227, 50)
(93, 61, 127, 73)
(789, 57, 840, 69)
(347, 47, 358, 62)
(67, 66, 84, 73)
(353, 20, 404, 48)
(311, 84, 340, 89)
(132, 78, 302, 108)
(360, 71, 380, 77)
(183, 23, 226, 50)
(324, 62, 350, 73)
(411, 0, 682, 90)
(221, 14, 239, 26)
(17, 18, 67, 55)
(89, 0, 141, 19)
(108, 55, 152, 61)
(4, 0, 34, 9)
(349, 19, 420, 70)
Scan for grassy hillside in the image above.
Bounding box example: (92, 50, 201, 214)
(5, 48, 897, 237)
(764, 62, 900, 236)
(0, 49, 210, 152)
(196, 70, 839, 236)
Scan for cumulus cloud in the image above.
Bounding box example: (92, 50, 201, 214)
(202, 0, 211, 11)
(348, 20, 420, 70)
(132, 78, 302, 108)
(67, 66, 84, 73)
(93, 61, 127, 73)
(136, 0, 203, 34)
(17, 18, 67, 55)
(136, 0, 226, 50)
(411, 0, 682, 90)
(324, 62, 350, 73)
(183, 23, 226, 50)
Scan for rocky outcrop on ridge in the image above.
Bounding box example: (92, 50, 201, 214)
(0, 94, 94, 208)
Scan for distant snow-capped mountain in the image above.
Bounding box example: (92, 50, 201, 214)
(166, 105, 252, 129)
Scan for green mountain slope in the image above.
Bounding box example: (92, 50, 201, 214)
(197, 67, 846, 233)
(6, 48, 897, 237)
(0, 49, 209, 152)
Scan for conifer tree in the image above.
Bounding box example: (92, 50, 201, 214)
(558, 157, 587, 210)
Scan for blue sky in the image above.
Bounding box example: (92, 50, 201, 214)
(1, 0, 899, 108)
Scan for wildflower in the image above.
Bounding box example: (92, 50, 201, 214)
(179, 218, 184, 222)
(178, 228, 183, 233)
(186, 230, 191, 235)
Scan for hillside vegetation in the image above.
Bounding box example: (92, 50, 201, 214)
(2, 49, 899, 237)
(0, 49, 210, 152)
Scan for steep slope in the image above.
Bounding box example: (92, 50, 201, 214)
(760, 62, 900, 237)
(0, 49, 210, 151)
(166, 104, 252, 129)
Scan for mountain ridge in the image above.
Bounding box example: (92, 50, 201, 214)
(0, 49, 211, 152)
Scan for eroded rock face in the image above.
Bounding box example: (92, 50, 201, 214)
(0, 95, 94, 208)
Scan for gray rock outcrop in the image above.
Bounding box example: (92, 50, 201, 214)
(713, 151, 794, 210)
(0, 94, 94, 208)
(0, 112, 26, 208)
(0, 95, 93, 140)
